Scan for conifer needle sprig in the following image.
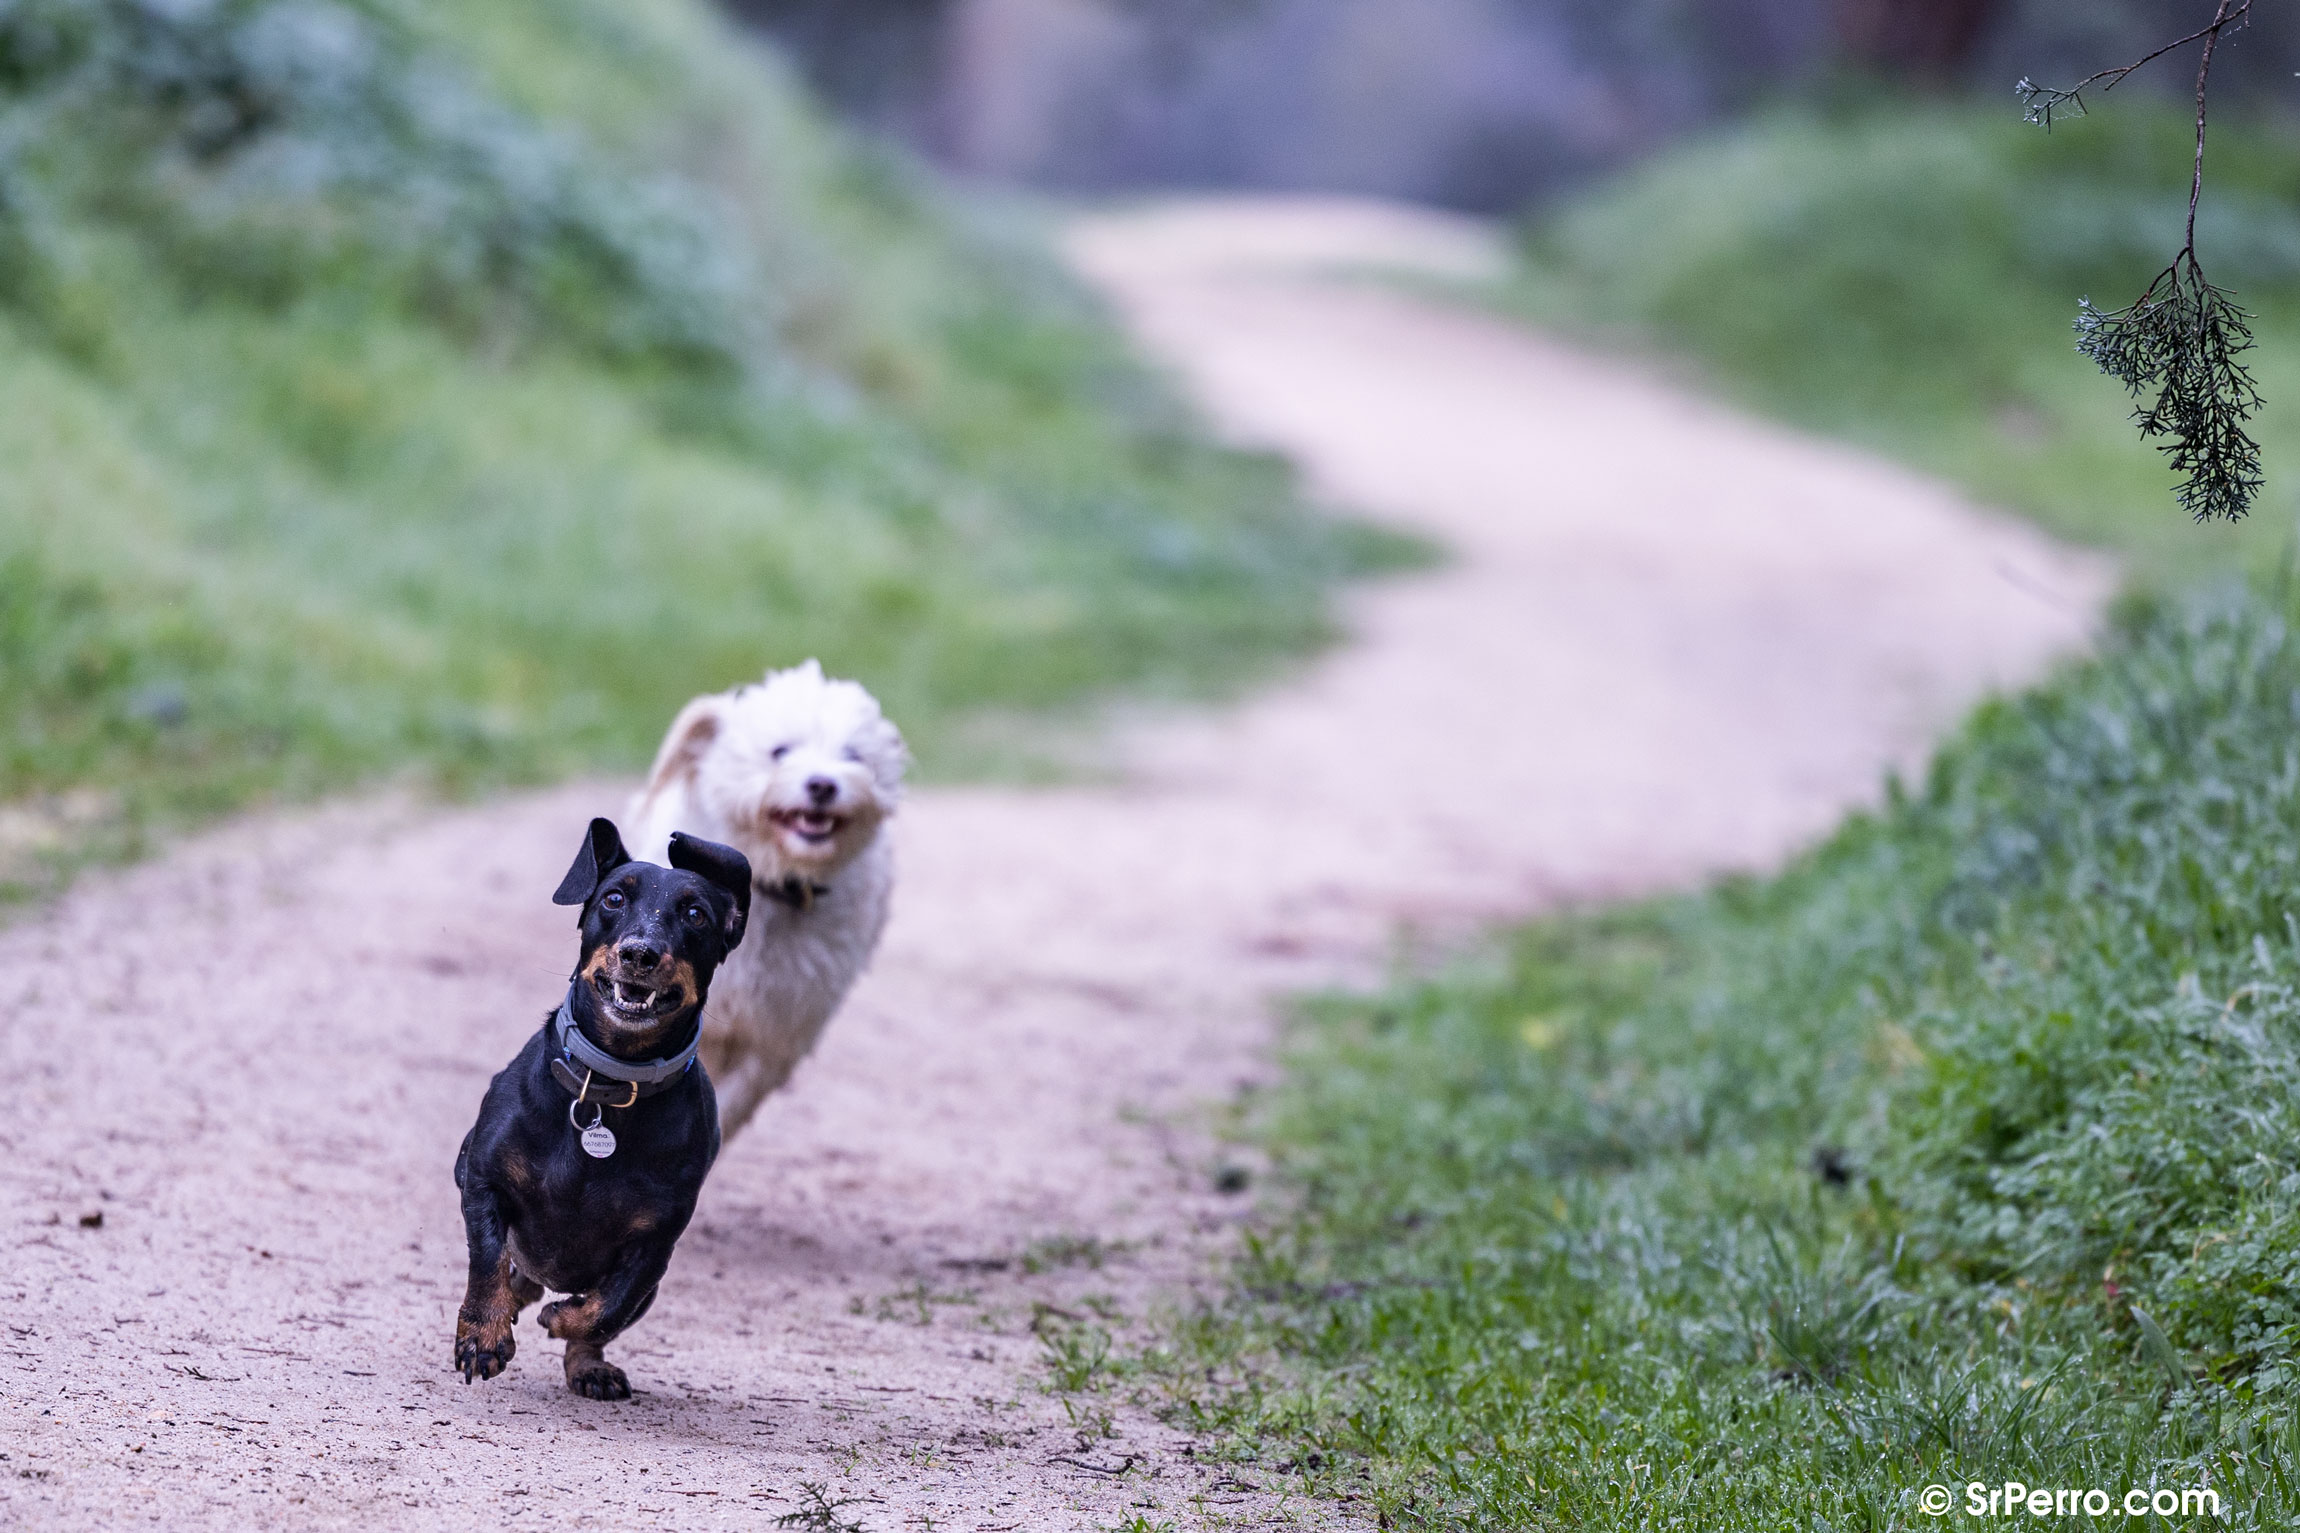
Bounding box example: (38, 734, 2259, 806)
(2019, 0, 2261, 523)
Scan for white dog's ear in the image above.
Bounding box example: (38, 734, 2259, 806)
(864, 715, 909, 796)
(641, 695, 726, 803)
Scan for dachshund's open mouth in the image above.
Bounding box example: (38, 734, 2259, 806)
(770, 807, 845, 845)
(593, 971, 677, 1020)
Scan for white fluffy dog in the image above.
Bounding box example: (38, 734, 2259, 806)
(626, 661, 905, 1139)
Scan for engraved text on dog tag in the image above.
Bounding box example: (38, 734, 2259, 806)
(580, 1123, 617, 1159)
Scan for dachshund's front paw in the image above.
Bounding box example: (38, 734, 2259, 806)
(565, 1355, 630, 1400)
(454, 1320, 515, 1383)
(537, 1296, 593, 1339)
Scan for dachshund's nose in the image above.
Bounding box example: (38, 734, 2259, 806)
(805, 776, 838, 805)
(617, 942, 662, 974)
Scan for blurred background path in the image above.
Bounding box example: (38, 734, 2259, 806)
(4, 199, 2110, 1530)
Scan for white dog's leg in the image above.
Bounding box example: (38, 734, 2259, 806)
(711, 1053, 794, 1141)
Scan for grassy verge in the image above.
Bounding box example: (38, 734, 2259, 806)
(1123, 584, 2300, 1530)
(0, 0, 1408, 895)
(1106, 106, 2300, 1530)
(1497, 101, 2300, 582)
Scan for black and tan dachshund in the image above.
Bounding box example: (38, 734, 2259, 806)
(453, 817, 750, 1399)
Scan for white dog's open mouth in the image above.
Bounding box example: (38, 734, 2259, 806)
(770, 807, 846, 844)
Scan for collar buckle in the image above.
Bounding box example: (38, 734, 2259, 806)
(550, 1056, 644, 1106)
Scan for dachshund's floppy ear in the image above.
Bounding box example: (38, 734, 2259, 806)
(668, 831, 752, 949)
(553, 818, 632, 907)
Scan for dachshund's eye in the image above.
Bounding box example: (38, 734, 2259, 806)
(600, 890, 626, 911)
(683, 903, 708, 927)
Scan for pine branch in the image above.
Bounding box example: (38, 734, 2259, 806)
(2021, 0, 2262, 523)
(2014, 1, 2250, 129)
(2078, 254, 2262, 524)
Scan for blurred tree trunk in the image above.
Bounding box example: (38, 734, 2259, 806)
(1834, 0, 2005, 77)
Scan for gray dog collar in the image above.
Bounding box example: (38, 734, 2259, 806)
(550, 990, 699, 1105)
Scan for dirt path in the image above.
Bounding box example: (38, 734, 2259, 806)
(1, 198, 2111, 1531)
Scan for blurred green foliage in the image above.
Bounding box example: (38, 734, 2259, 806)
(1505, 101, 2300, 580)
(1149, 584, 2300, 1529)
(0, 0, 1408, 894)
(0, 0, 752, 369)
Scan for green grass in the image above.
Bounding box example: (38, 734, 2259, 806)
(1137, 585, 2300, 1530)
(0, 0, 1408, 894)
(1499, 101, 2300, 583)
(1123, 105, 2300, 1528)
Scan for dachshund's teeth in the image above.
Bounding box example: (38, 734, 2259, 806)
(608, 979, 660, 1011)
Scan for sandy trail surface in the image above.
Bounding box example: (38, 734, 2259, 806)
(3, 198, 2111, 1531)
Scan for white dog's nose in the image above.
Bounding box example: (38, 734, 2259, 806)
(805, 776, 838, 805)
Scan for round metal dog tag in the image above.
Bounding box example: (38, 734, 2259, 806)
(580, 1123, 617, 1159)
